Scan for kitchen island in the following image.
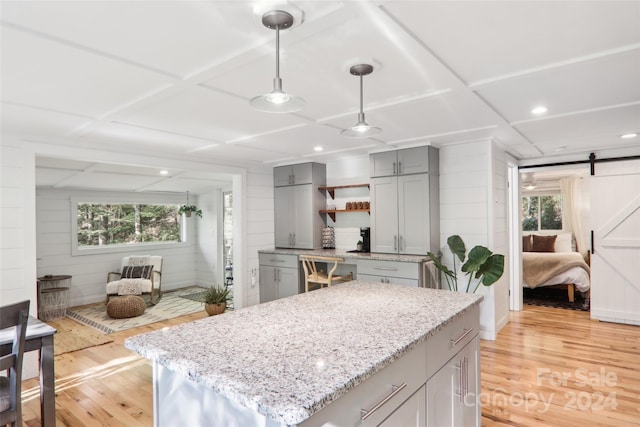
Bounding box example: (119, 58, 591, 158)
(125, 281, 482, 426)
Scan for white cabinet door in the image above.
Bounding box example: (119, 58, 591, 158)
(398, 174, 430, 255)
(461, 337, 480, 427)
(274, 186, 293, 248)
(259, 265, 278, 303)
(291, 163, 313, 185)
(378, 385, 426, 427)
(371, 176, 399, 253)
(292, 184, 313, 249)
(590, 169, 640, 325)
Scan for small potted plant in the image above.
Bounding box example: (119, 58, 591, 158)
(179, 204, 202, 218)
(356, 240, 364, 251)
(202, 285, 230, 316)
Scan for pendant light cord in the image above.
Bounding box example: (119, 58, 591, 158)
(359, 74, 364, 115)
(275, 25, 280, 79)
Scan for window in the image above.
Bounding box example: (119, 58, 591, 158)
(76, 202, 181, 249)
(522, 194, 563, 231)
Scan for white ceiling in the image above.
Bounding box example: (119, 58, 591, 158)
(1, 1, 639, 194)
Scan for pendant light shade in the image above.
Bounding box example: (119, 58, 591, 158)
(250, 10, 304, 113)
(341, 64, 381, 138)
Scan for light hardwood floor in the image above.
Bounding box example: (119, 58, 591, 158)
(20, 305, 640, 426)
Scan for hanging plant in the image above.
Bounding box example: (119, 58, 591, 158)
(179, 205, 202, 218)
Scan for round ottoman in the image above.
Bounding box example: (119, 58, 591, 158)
(107, 295, 146, 319)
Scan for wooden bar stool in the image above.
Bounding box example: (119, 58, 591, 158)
(300, 255, 353, 292)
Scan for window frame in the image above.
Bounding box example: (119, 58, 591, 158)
(521, 191, 565, 232)
(71, 196, 187, 256)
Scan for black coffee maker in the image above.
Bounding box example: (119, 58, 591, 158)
(360, 227, 371, 252)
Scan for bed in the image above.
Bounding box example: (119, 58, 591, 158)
(522, 233, 591, 302)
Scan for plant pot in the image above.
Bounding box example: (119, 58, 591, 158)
(205, 302, 226, 316)
(185, 211, 192, 217)
(357, 243, 364, 251)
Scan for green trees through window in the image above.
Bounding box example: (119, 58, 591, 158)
(522, 195, 563, 231)
(77, 203, 181, 247)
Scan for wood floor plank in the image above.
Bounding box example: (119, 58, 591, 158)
(19, 304, 639, 426)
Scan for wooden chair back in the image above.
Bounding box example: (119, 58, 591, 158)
(299, 255, 353, 292)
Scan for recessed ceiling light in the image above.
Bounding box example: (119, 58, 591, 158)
(314, 146, 323, 152)
(554, 146, 567, 152)
(531, 106, 548, 115)
(160, 170, 169, 175)
(620, 133, 638, 139)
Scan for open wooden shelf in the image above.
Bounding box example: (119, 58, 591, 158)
(318, 183, 370, 200)
(320, 208, 370, 222)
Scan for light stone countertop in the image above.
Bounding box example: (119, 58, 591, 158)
(125, 281, 482, 425)
(259, 248, 430, 263)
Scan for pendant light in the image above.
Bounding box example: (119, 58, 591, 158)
(250, 10, 304, 113)
(341, 64, 382, 138)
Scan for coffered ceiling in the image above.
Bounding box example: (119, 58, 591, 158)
(1, 1, 639, 193)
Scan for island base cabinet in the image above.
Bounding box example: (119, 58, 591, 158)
(378, 385, 426, 426)
(426, 336, 480, 427)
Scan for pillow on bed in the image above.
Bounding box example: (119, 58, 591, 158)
(554, 233, 573, 253)
(532, 234, 557, 252)
(522, 235, 533, 252)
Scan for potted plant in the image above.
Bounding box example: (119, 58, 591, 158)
(179, 204, 202, 218)
(356, 240, 364, 251)
(427, 235, 504, 293)
(202, 285, 230, 316)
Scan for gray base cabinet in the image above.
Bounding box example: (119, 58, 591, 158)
(259, 253, 299, 303)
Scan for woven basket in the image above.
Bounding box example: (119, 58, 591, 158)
(107, 295, 146, 319)
(205, 302, 226, 316)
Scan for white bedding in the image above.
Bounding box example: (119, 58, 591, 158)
(523, 266, 591, 293)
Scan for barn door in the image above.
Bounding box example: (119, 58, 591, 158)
(590, 161, 640, 325)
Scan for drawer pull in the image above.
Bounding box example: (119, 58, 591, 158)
(360, 383, 407, 421)
(373, 267, 398, 271)
(450, 328, 473, 347)
(269, 259, 286, 263)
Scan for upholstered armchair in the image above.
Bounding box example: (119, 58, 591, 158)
(106, 256, 163, 304)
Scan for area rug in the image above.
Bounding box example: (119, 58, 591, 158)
(67, 286, 207, 334)
(180, 288, 234, 310)
(523, 287, 590, 312)
(46, 318, 113, 356)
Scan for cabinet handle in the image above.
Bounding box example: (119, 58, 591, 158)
(463, 356, 468, 399)
(456, 361, 464, 402)
(292, 233, 296, 247)
(399, 235, 403, 252)
(360, 383, 407, 421)
(373, 267, 398, 271)
(450, 328, 473, 347)
(269, 259, 285, 263)
(393, 162, 396, 175)
(274, 268, 277, 282)
(394, 235, 397, 251)
(398, 161, 402, 174)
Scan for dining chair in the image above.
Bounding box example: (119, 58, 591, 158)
(0, 300, 30, 427)
(300, 255, 353, 292)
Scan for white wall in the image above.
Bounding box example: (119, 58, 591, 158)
(439, 139, 509, 340)
(1, 137, 39, 378)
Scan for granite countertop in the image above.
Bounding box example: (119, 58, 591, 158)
(259, 248, 430, 263)
(125, 281, 482, 425)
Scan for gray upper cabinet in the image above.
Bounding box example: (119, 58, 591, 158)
(274, 162, 326, 249)
(274, 163, 314, 187)
(370, 146, 437, 177)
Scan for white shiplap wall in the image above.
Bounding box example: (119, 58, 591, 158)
(439, 139, 509, 340)
(36, 188, 203, 307)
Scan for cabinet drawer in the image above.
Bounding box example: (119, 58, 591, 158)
(258, 253, 299, 269)
(425, 304, 479, 379)
(357, 259, 420, 280)
(302, 341, 427, 426)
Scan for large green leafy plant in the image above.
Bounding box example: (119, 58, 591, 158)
(427, 235, 504, 293)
